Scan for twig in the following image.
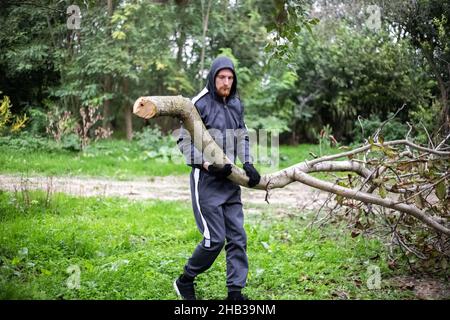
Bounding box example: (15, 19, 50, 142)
(419, 121, 435, 149)
(373, 104, 406, 141)
(307, 140, 450, 168)
(435, 132, 450, 151)
(393, 173, 450, 205)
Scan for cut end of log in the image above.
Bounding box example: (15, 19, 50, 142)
(133, 97, 156, 119)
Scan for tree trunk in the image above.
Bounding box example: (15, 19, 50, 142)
(175, 4, 186, 68)
(123, 79, 133, 141)
(103, 77, 112, 130)
(103, 0, 114, 131)
(423, 48, 450, 135)
(199, 0, 212, 89)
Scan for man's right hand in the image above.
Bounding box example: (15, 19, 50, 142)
(206, 163, 233, 179)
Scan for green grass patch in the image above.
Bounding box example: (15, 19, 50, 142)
(0, 190, 413, 300)
(0, 139, 189, 178)
(0, 139, 347, 179)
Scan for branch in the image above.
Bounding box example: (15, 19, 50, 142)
(133, 96, 450, 236)
(292, 170, 450, 236)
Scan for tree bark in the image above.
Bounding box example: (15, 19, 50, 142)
(103, 0, 114, 131)
(423, 47, 450, 135)
(123, 78, 133, 141)
(199, 0, 212, 89)
(103, 77, 112, 130)
(133, 95, 450, 236)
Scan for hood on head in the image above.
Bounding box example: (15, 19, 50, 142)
(206, 56, 237, 100)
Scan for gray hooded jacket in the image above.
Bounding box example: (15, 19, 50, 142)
(177, 56, 252, 167)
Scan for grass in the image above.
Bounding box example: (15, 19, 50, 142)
(0, 190, 414, 300)
(0, 139, 190, 178)
(0, 139, 345, 179)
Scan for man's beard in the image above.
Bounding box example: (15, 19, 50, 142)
(218, 87, 230, 97)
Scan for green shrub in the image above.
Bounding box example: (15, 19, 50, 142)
(25, 107, 48, 136)
(0, 95, 28, 135)
(353, 114, 408, 143)
(133, 126, 178, 162)
(0, 132, 59, 152)
(133, 126, 167, 150)
(409, 101, 443, 145)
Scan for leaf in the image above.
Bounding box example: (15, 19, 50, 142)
(370, 144, 383, 153)
(112, 31, 126, 40)
(378, 185, 387, 199)
(40, 268, 52, 276)
(383, 147, 397, 159)
(435, 180, 447, 201)
(11, 257, 21, 266)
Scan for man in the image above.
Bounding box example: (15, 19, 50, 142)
(174, 56, 261, 300)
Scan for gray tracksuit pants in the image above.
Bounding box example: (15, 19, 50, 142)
(183, 167, 248, 291)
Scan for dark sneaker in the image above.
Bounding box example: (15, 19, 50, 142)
(226, 292, 249, 300)
(173, 277, 196, 300)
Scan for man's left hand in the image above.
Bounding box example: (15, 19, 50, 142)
(243, 163, 261, 188)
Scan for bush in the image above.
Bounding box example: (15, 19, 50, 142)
(353, 113, 408, 143)
(133, 125, 178, 162)
(0, 132, 59, 152)
(409, 101, 443, 145)
(25, 107, 48, 136)
(0, 95, 28, 135)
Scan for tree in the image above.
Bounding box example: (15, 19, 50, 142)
(380, 0, 450, 135)
(133, 95, 450, 271)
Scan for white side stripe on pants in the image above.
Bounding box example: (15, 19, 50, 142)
(194, 168, 211, 247)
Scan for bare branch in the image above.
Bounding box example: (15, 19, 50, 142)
(293, 170, 450, 236)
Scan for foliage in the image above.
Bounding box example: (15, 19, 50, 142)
(46, 105, 77, 144)
(323, 136, 450, 274)
(378, 0, 450, 133)
(76, 105, 113, 150)
(133, 125, 179, 162)
(0, 132, 59, 153)
(263, 0, 320, 65)
(288, 24, 434, 143)
(0, 0, 443, 144)
(245, 69, 297, 134)
(409, 100, 445, 145)
(353, 114, 409, 144)
(25, 107, 48, 136)
(0, 95, 27, 135)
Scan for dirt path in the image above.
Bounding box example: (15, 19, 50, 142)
(0, 174, 331, 211)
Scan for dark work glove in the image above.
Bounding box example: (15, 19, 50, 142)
(207, 163, 232, 179)
(243, 162, 261, 188)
